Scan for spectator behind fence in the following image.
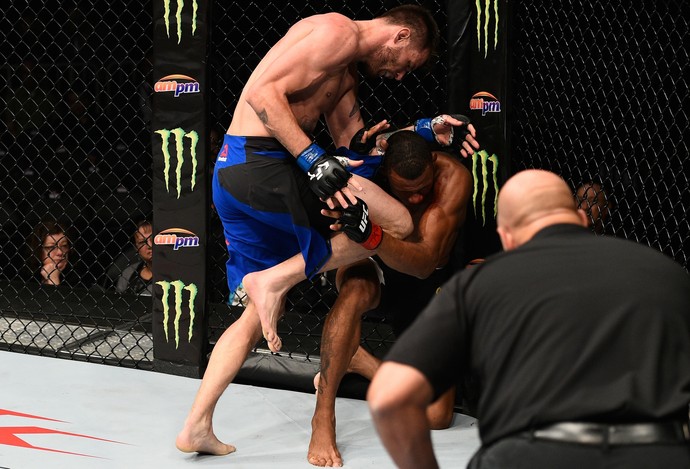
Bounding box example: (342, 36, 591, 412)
(114, 220, 153, 296)
(367, 169, 690, 469)
(575, 181, 613, 235)
(25, 218, 78, 287)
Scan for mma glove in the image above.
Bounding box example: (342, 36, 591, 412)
(297, 143, 352, 200)
(349, 127, 378, 155)
(338, 197, 383, 250)
(414, 114, 472, 146)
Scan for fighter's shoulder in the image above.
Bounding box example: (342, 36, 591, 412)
(299, 13, 357, 35)
(433, 152, 472, 205)
(295, 14, 358, 53)
(434, 151, 471, 180)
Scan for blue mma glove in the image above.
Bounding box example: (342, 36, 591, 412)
(414, 114, 472, 146)
(297, 143, 352, 199)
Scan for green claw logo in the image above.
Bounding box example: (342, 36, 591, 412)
(156, 280, 198, 349)
(155, 128, 199, 199)
(471, 150, 499, 226)
(162, 0, 198, 44)
(475, 0, 499, 57)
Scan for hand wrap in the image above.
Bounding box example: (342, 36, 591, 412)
(414, 114, 472, 146)
(338, 197, 383, 250)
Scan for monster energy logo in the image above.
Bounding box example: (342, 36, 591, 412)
(472, 150, 499, 226)
(163, 0, 198, 44)
(155, 128, 198, 198)
(157, 280, 198, 349)
(475, 0, 499, 57)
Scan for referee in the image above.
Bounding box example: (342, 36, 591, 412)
(368, 169, 690, 469)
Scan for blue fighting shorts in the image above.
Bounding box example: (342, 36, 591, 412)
(213, 135, 332, 297)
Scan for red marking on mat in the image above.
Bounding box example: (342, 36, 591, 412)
(0, 409, 64, 422)
(0, 408, 127, 458)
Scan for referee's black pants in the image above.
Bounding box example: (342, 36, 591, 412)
(467, 434, 690, 469)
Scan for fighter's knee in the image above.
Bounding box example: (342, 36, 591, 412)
(338, 270, 380, 310)
(427, 410, 454, 430)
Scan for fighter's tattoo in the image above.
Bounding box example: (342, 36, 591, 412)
(257, 109, 269, 125)
(348, 101, 360, 119)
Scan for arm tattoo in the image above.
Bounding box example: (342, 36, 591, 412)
(257, 108, 269, 125)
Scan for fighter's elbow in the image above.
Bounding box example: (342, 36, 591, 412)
(244, 88, 263, 113)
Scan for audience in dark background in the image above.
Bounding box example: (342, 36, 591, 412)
(114, 220, 153, 296)
(23, 218, 79, 287)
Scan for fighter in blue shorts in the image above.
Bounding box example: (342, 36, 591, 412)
(213, 135, 335, 298)
(176, 7, 477, 460)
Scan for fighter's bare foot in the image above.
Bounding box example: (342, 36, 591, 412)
(313, 371, 321, 394)
(308, 414, 342, 467)
(243, 271, 282, 352)
(175, 425, 236, 456)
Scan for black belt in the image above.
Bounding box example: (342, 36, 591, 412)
(525, 421, 690, 446)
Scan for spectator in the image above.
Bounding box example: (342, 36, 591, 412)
(575, 181, 613, 235)
(25, 218, 78, 287)
(114, 220, 153, 296)
(368, 169, 690, 469)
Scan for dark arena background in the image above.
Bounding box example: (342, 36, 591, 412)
(1, 0, 687, 407)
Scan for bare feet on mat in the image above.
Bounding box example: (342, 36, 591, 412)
(175, 424, 236, 456)
(243, 271, 283, 352)
(308, 414, 342, 467)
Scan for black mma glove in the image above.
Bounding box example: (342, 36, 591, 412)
(338, 197, 383, 250)
(297, 143, 351, 199)
(349, 127, 378, 155)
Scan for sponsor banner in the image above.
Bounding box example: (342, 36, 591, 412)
(156, 280, 199, 349)
(475, 0, 500, 58)
(447, 0, 508, 259)
(469, 91, 501, 116)
(152, 0, 209, 373)
(154, 74, 201, 97)
(154, 127, 199, 199)
(162, 0, 199, 44)
(471, 150, 499, 226)
(154, 228, 201, 250)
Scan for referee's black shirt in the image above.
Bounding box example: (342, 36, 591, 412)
(387, 224, 690, 445)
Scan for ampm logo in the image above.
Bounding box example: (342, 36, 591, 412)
(163, 0, 198, 44)
(155, 128, 198, 198)
(476, 0, 499, 57)
(156, 280, 198, 349)
(154, 228, 200, 250)
(471, 150, 499, 226)
(154, 74, 200, 97)
(470, 92, 501, 116)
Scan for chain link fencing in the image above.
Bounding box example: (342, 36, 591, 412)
(0, 0, 155, 367)
(206, 0, 449, 386)
(1, 0, 687, 381)
(510, 0, 689, 268)
(0, 1, 449, 373)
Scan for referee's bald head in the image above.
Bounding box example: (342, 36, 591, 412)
(497, 170, 587, 250)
